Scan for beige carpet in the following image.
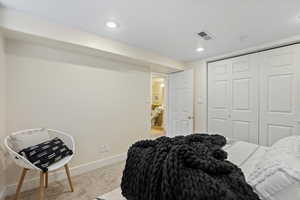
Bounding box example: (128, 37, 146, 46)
(6, 162, 125, 200)
(99, 188, 124, 200)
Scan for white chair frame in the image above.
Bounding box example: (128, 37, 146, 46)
(4, 128, 75, 200)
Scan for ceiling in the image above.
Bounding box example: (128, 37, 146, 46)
(1, 0, 300, 62)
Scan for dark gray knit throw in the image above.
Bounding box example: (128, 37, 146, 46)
(121, 134, 260, 200)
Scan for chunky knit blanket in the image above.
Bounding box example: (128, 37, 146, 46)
(121, 134, 260, 200)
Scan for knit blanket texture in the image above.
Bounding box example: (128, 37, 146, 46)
(121, 134, 260, 200)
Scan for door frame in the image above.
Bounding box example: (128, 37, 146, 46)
(150, 72, 169, 137)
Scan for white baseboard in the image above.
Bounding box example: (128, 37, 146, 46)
(0, 187, 6, 200)
(4, 153, 127, 197)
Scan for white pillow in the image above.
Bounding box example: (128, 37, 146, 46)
(271, 136, 300, 156)
(10, 129, 50, 152)
(256, 136, 300, 168)
(249, 161, 300, 200)
(248, 136, 300, 200)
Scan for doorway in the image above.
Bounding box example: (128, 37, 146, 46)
(150, 69, 194, 138)
(150, 74, 167, 138)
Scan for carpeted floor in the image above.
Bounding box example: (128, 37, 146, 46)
(150, 127, 165, 138)
(6, 162, 125, 200)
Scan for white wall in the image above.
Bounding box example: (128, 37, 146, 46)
(0, 33, 7, 199)
(5, 39, 151, 185)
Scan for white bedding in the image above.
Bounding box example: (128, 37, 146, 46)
(98, 141, 298, 200)
(225, 141, 268, 180)
(227, 141, 300, 200)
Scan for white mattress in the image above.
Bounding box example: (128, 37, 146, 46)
(97, 141, 271, 200)
(99, 188, 124, 200)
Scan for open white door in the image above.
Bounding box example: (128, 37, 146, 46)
(167, 69, 194, 137)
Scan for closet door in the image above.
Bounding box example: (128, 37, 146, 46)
(230, 55, 259, 143)
(208, 55, 259, 143)
(208, 60, 232, 138)
(260, 45, 300, 146)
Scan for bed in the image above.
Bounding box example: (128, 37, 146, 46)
(99, 137, 300, 200)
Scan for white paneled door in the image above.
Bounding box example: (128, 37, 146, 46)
(260, 45, 300, 146)
(168, 69, 194, 137)
(208, 60, 231, 138)
(208, 55, 259, 143)
(231, 55, 259, 143)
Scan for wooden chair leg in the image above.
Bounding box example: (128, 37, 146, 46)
(15, 168, 28, 200)
(45, 172, 48, 188)
(38, 172, 45, 200)
(64, 164, 74, 192)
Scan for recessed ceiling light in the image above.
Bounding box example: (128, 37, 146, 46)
(196, 47, 205, 52)
(105, 21, 119, 29)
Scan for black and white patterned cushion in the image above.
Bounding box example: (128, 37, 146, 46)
(19, 137, 73, 172)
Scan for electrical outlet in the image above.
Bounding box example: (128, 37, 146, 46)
(99, 144, 109, 153)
